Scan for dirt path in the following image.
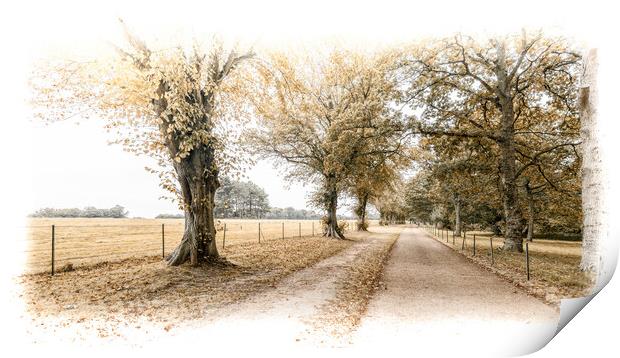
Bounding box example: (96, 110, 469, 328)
(176, 235, 389, 345)
(83, 231, 397, 351)
(351, 227, 560, 356)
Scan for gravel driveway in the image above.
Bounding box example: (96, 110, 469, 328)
(352, 227, 560, 356)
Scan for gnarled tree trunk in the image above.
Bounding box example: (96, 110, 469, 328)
(355, 192, 369, 231)
(166, 145, 220, 266)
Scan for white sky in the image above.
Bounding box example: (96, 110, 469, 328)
(28, 120, 315, 217)
(3, 0, 616, 219)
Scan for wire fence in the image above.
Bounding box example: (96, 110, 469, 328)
(418, 224, 562, 282)
(24, 219, 357, 275)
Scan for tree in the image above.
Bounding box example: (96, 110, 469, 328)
(248, 49, 404, 238)
(403, 171, 435, 224)
(519, 138, 581, 241)
(214, 178, 270, 218)
(345, 117, 411, 231)
(402, 32, 581, 252)
(578, 49, 601, 272)
(32, 21, 253, 266)
(263, 207, 321, 219)
(375, 179, 409, 225)
(29, 205, 129, 218)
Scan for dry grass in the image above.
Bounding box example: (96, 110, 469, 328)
(315, 226, 402, 339)
(24, 218, 370, 274)
(19, 235, 353, 337)
(422, 227, 594, 305)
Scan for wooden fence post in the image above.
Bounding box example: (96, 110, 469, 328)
(526, 242, 530, 280)
(51, 224, 55, 276)
(161, 224, 165, 258)
(461, 231, 465, 250)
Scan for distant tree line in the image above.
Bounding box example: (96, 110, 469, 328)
(30, 205, 128, 218)
(263, 207, 322, 220)
(155, 213, 184, 219)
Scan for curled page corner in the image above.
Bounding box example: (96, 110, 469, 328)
(555, 295, 595, 336)
(554, 225, 619, 339)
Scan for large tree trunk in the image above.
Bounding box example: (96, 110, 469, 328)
(579, 49, 601, 272)
(324, 175, 345, 239)
(166, 145, 220, 266)
(496, 42, 524, 253)
(454, 195, 462, 237)
(498, 113, 524, 252)
(355, 192, 369, 231)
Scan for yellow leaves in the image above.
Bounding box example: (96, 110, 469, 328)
(32, 32, 255, 206)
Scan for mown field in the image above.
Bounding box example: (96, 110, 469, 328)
(24, 218, 371, 274)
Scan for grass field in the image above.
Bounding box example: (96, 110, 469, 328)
(24, 218, 369, 274)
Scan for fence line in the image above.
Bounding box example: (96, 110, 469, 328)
(420, 224, 533, 281)
(26, 220, 331, 275)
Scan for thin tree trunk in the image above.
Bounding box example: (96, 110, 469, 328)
(356, 192, 369, 231)
(579, 49, 602, 272)
(454, 196, 462, 237)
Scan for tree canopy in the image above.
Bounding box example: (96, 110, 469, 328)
(246, 48, 409, 238)
(32, 26, 588, 267)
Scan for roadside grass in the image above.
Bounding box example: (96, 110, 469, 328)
(19, 235, 353, 337)
(423, 228, 594, 305)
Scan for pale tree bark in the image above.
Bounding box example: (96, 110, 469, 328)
(579, 49, 602, 272)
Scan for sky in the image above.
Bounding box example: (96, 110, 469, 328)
(27, 119, 316, 218)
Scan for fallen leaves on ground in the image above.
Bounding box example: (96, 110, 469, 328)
(19, 236, 352, 338)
